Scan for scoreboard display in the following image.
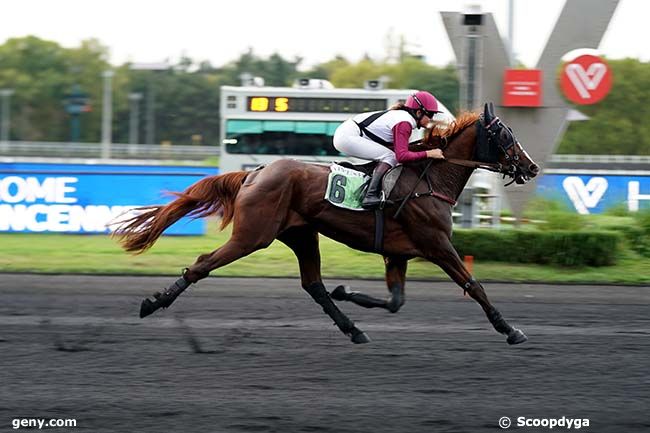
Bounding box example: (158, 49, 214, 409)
(219, 84, 420, 172)
(247, 96, 388, 113)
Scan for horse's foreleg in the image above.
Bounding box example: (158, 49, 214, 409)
(429, 240, 527, 345)
(329, 285, 389, 309)
(278, 227, 370, 344)
(331, 256, 408, 312)
(330, 256, 407, 313)
(384, 256, 407, 312)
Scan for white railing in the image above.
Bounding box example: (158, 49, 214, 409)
(2, 142, 649, 165)
(549, 154, 650, 163)
(0, 141, 219, 160)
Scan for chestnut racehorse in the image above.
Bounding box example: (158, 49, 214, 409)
(114, 103, 539, 345)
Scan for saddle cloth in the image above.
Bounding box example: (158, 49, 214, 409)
(324, 163, 403, 211)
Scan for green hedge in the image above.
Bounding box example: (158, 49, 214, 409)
(601, 210, 650, 258)
(609, 226, 650, 258)
(451, 229, 622, 267)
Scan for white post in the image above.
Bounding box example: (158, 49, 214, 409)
(461, 5, 484, 111)
(128, 92, 142, 155)
(101, 70, 114, 159)
(130, 62, 169, 145)
(0, 89, 14, 151)
(128, 93, 142, 145)
(507, 0, 515, 66)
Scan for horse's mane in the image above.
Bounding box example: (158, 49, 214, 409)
(410, 111, 480, 151)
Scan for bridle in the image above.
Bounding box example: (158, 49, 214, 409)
(436, 115, 529, 186)
(393, 110, 534, 217)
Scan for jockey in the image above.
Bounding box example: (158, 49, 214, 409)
(333, 90, 445, 209)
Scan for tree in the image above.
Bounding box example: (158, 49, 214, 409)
(3, 36, 648, 155)
(66, 39, 113, 142)
(302, 56, 350, 80)
(329, 58, 380, 87)
(326, 57, 459, 113)
(216, 48, 301, 87)
(152, 67, 222, 145)
(0, 36, 111, 142)
(383, 59, 459, 113)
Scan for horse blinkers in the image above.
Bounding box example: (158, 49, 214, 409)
(480, 103, 539, 184)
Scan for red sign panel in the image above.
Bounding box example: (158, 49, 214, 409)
(560, 54, 612, 105)
(503, 69, 542, 107)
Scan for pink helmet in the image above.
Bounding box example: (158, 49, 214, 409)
(405, 91, 439, 115)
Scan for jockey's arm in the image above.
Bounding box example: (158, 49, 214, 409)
(393, 122, 427, 163)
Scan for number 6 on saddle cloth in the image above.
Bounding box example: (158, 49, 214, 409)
(325, 162, 404, 211)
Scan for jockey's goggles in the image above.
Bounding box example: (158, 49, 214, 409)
(423, 109, 440, 118)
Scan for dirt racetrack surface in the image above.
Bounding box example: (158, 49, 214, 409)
(1, 274, 648, 432)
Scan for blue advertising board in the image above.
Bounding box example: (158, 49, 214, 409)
(537, 172, 650, 214)
(0, 163, 219, 234)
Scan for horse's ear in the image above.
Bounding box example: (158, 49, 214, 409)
(483, 103, 492, 121)
(488, 102, 495, 117)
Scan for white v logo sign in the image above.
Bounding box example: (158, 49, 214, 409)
(562, 177, 608, 214)
(566, 63, 607, 99)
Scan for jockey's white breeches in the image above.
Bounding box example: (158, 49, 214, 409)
(333, 120, 397, 167)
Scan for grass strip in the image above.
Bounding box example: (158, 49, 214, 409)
(1, 225, 648, 285)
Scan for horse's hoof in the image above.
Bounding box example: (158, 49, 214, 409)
(139, 298, 156, 318)
(350, 328, 371, 344)
(507, 328, 528, 345)
(387, 286, 403, 313)
(330, 285, 348, 301)
(386, 296, 402, 313)
(386, 302, 400, 313)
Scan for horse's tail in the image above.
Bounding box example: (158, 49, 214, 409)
(113, 171, 248, 254)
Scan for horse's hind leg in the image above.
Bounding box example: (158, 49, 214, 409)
(140, 208, 282, 318)
(428, 239, 527, 345)
(140, 170, 299, 318)
(330, 256, 408, 313)
(139, 234, 274, 318)
(278, 227, 370, 344)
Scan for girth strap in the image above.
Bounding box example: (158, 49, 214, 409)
(374, 209, 384, 254)
(392, 160, 456, 218)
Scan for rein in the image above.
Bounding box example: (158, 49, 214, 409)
(433, 121, 503, 173)
(429, 116, 525, 178)
(392, 113, 524, 217)
(408, 138, 501, 171)
(393, 160, 456, 218)
(444, 157, 501, 172)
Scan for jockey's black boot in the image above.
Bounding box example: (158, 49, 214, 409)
(362, 162, 391, 209)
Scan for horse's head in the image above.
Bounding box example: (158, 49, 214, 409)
(479, 103, 539, 184)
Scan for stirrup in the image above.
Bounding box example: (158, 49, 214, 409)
(362, 191, 386, 210)
(378, 191, 386, 209)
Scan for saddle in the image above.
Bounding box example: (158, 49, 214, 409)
(334, 161, 404, 207)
